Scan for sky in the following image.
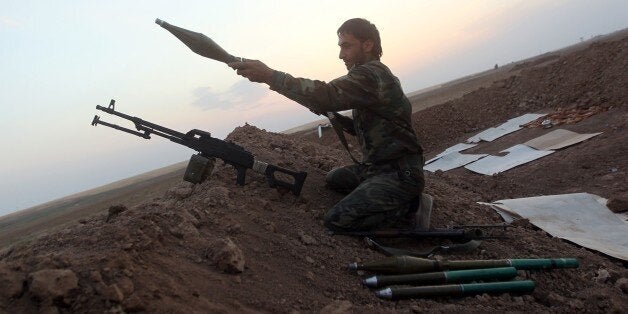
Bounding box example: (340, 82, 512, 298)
(0, 0, 626, 216)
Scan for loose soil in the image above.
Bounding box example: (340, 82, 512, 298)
(0, 30, 626, 313)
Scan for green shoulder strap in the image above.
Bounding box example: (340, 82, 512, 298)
(326, 111, 363, 165)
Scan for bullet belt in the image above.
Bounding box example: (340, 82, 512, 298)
(369, 153, 423, 174)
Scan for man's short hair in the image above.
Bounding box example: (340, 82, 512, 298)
(337, 18, 383, 59)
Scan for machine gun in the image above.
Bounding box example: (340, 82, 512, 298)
(330, 224, 510, 241)
(92, 99, 307, 196)
(331, 224, 511, 257)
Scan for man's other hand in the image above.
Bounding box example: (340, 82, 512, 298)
(228, 60, 274, 84)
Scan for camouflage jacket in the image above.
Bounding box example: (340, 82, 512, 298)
(269, 60, 423, 165)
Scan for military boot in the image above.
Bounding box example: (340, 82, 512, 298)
(414, 193, 433, 230)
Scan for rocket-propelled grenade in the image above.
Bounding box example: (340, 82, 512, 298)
(363, 267, 518, 288)
(155, 18, 242, 64)
(375, 280, 536, 300)
(349, 256, 579, 274)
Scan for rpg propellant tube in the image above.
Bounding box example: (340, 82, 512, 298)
(363, 267, 517, 288)
(375, 280, 535, 300)
(349, 256, 579, 274)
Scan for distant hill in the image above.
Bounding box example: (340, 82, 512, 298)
(0, 161, 186, 247)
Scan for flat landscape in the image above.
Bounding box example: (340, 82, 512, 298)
(0, 29, 626, 313)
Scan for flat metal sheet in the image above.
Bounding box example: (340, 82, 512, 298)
(425, 143, 478, 165)
(479, 193, 628, 261)
(523, 128, 603, 150)
(424, 152, 488, 172)
(464, 144, 554, 175)
(467, 113, 546, 143)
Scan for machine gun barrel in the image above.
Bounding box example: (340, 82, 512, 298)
(91, 114, 150, 139)
(95, 100, 186, 140)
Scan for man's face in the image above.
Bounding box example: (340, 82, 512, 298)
(338, 32, 373, 70)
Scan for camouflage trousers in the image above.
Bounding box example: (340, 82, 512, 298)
(323, 160, 425, 232)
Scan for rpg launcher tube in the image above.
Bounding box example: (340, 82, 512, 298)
(375, 280, 535, 300)
(363, 267, 517, 288)
(349, 256, 579, 274)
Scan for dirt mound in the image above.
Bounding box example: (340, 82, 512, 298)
(1, 33, 627, 312)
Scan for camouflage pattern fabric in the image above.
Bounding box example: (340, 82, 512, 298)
(269, 60, 425, 231)
(323, 162, 424, 231)
(270, 60, 423, 165)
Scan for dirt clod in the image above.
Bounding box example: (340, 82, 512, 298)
(106, 204, 127, 222)
(206, 237, 245, 274)
(28, 269, 78, 302)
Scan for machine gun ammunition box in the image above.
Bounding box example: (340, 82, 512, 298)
(184, 154, 215, 184)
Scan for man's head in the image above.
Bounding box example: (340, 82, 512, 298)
(337, 18, 382, 70)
